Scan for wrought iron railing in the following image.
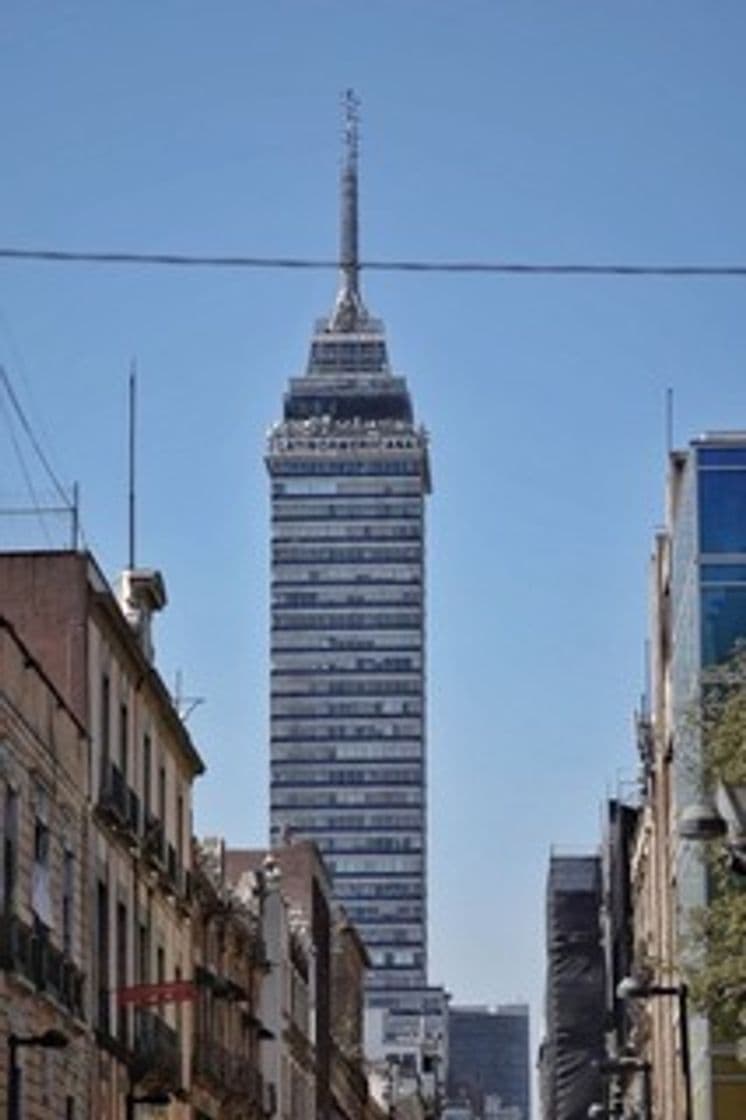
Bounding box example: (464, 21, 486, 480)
(99, 760, 140, 842)
(0, 911, 85, 1019)
(131, 1008, 181, 1091)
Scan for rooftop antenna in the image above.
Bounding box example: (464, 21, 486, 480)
(330, 89, 367, 331)
(665, 386, 674, 457)
(128, 359, 137, 569)
(174, 669, 205, 722)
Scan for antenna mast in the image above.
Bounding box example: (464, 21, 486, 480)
(128, 359, 137, 569)
(330, 89, 367, 331)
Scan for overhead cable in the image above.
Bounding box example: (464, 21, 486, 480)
(0, 246, 745, 279)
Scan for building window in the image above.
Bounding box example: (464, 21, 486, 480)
(117, 901, 128, 1043)
(101, 673, 111, 763)
(2, 785, 18, 913)
(176, 792, 184, 868)
(143, 734, 152, 816)
(158, 763, 166, 825)
(97, 881, 110, 1032)
(119, 702, 129, 781)
(138, 921, 150, 983)
(62, 849, 74, 957)
(31, 810, 52, 927)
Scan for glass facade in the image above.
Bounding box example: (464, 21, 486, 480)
(267, 302, 431, 997)
(671, 439, 746, 886)
(447, 1005, 531, 1120)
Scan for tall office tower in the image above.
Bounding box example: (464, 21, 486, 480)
(541, 854, 605, 1120)
(446, 1004, 531, 1120)
(266, 94, 431, 1001)
(635, 431, 746, 1119)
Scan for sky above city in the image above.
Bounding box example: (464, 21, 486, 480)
(2, 2, 746, 1088)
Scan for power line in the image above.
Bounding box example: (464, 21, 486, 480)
(1, 245, 746, 278)
(0, 365, 72, 510)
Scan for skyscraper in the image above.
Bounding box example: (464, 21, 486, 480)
(266, 93, 431, 1002)
(541, 854, 606, 1120)
(447, 1004, 530, 1120)
(633, 431, 746, 1119)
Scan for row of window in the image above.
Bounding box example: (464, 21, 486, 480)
(272, 745, 423, 764)
(315, 835, 422, 854)
(272, 545, 422, 564)
(273, 500, 421, 520)
(272, 523, 421, 543)
(345, 903, 423, 922)
(272, 611, 421, 631)
(273, 480, 422, 499)
(271, 767, 422, 786)
(272, 459, 420, 476)
(271, 726, 422, 743)
(272, 698, 421, 718)
(335, 880, 423, 900)
(325, 854, 423, 874)
(273, 589, 421, 607)
(272, 634, 422, 653)
(272, 655, 420, 674)
(271, 789, 422, 808)
(367, 948, 424, 968)
(271, 812, 422, 830)
(272, 679, 421, 697)
(363, 928, 424, 946)
(272, 567, 421, 585)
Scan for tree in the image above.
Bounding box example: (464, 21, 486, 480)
(683, 648, 746, 1039)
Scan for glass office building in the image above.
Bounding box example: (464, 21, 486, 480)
(669, 434, 746, 816)
(447, 1005, 531, 1120)
(265, 107, 431, 997)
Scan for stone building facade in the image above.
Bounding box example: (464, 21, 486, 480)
(0, 551, 205, 1118)
(0, 615, 91, 1119)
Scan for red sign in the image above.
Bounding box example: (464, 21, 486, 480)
(116, 980, 196, 1006)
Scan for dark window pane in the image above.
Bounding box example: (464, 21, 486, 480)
(699, 469, 746, 553)
(701, 585, 746, 664)
(701, 564, 746, 583)
(699, 448, 746, 467)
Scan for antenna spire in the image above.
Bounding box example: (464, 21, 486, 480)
(330, 89, 367, 331)
(128, 359, 137, 569)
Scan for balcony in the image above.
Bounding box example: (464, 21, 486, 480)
(131, 1008, 181, 1092)
(0, 911, 85, 1019)
(143, 812, 165, 867)
(165, 843, 179, 894)
(98, 760, 140, 844)
(193, 1033, 265, 1103)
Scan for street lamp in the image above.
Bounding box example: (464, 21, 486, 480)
(616, 976, 692, 1120)
(680, 796, 746, 875)
(7, 1028, 69, 1120)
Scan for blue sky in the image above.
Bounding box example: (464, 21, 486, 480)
(3, 1, 746, 1085)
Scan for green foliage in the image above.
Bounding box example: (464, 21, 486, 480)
(684, 648, 746, 1038)
(700, 646, 746, 787)
(685, 849, 746, 1038)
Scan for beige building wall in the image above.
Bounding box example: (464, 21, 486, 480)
(0, 551, 204, 1119)
(0, 616, 93, 1119)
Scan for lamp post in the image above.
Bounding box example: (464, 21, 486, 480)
(7, 1028, 69, 1120)
(617, 976, 692, 1120)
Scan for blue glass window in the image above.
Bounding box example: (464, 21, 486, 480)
(699, 448, 746, 467)
(699, 469, 746, 553)
(701, 585, 746, 664)
(701, 564, 746, 583)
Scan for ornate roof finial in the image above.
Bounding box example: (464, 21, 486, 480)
(329, 89, 368, 332)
